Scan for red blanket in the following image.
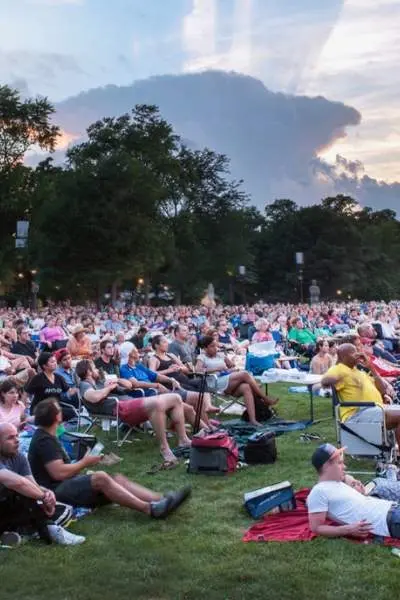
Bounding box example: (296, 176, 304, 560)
(243, 488, 400, 546)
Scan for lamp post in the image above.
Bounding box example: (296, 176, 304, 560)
(295, 252, 304, 303)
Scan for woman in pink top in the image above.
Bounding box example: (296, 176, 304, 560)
(39, 317, 67, 350)
(0, 379, 26, 429)
(252, 318, 273, 343)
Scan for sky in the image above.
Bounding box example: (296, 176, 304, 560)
(1, 0, 400, 186)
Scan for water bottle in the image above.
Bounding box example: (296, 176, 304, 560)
(386, 464, 398, 481)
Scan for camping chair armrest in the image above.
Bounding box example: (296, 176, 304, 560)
(339, 401, 377, 407)
(59, 401, 79, 418)
(134, 388, 145, 397)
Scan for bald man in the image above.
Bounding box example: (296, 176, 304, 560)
(322, 343, 400, 445)
(0, 423, 85, 545)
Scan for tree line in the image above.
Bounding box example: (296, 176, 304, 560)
(0, 85, 399, 305)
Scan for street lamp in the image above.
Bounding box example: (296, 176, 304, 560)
(138, 278, 144, 285)
(17, 272, 24, 279)
(336, 289, 342, 296)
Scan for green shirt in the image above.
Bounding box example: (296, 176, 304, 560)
(288, 327, 316, 345)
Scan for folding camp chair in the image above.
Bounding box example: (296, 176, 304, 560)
(332, 386, 396, 472)
(81, 387, 157, 447)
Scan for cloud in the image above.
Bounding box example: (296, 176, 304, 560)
(0, 49, 85, 97)
(182, 0, 344, 92)
(26, 0, 84, 5)
(301, 0, 400, 183)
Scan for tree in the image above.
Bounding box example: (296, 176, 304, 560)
(0, 85, 59, 171)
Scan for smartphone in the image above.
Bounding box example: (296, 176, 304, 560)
(364, 481, 376, 496)
(89, 442, 104, 456)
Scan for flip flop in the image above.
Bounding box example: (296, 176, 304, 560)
(147, 460, 179, 475)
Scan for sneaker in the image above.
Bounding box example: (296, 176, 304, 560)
(164, 486, 192, 515)
(150, 497, 172, 519)
(0, 531, 21, 547)
(47, 524, 86, 545)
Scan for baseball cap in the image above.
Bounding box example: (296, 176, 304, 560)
(311, 443, 345, 471)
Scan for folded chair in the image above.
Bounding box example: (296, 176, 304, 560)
(332, 387, 396, 469)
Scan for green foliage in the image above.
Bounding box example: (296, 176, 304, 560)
(0, 86, 399, 303)
(255, 197, 400, 301)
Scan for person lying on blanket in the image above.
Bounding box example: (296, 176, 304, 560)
(307, 443, 400, 539)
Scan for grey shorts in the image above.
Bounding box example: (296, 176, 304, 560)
(55, 475, 111, 508)
(346, 406, 384, 424)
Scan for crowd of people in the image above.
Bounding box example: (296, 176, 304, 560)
(1, 298, 400, 547)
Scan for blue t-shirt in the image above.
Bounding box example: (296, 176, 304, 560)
(120, 363, 157, 383)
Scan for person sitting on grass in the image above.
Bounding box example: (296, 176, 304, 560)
(28, 398, 191, 518)
(321, 343, 400, 446)
(76, 359, 192, 464)
(0, 422, 86, 546)
(195, 335, 278, 427)
(307, 443, 400, 539)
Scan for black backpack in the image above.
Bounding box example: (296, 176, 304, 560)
(241, 398, 273, 423)
(244, 431, 277, 464)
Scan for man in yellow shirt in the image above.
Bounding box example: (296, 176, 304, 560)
(322, 343, 400, 446)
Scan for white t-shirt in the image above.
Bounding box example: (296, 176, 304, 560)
(307, 481, 392, 537)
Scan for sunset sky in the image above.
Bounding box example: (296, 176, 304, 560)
(1, 0, 399, 184)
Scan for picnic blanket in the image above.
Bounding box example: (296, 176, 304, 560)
(243, 488, 400, 547)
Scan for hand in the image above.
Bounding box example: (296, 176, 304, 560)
(346, 520, 373, 538)
(170, 378, 181, 390)
(42, 489, 56, 516)
(83, 452, 103, 467)
(68, 387, 78, 396)
(157, 383, 169, 393)
(107, 381, 118, 390)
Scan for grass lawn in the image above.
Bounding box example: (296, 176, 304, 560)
(1, 385, 399, 600)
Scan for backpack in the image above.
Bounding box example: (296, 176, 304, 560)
(241, 398, 273, 423)
(244, 431, 277, 464)
(188, 430, 238, 475)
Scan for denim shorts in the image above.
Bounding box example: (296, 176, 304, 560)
(386, 504, 400, 538)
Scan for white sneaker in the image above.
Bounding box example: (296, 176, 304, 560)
(47, 524, 86, 546)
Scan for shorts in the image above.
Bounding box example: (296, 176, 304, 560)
(118, 397, 149, 427)
(346, 406, 384, 424)
(55, 475, 111, 508)
(176, 388, 188, 401)
(386, 504, 400, 538)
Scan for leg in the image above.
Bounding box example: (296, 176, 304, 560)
(232, 382, 260, 427)
(11, 356, 31, 371)
(185, 391, 211, 426)
(144, 393, 191, 458)
(91, 471, 151, 514)
(112, 474, 161, 502)
(384, 408, 400, 446)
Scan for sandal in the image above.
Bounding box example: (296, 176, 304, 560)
(147, 460, 179, 475)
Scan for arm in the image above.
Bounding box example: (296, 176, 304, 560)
(309, 512, 372, 538)
(195, 357, 225, 374)
(0, 469, 45, 501)
(83, 382, 118, 404)
(321, 374, 343, 388)
(44, 454, 103, 482)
